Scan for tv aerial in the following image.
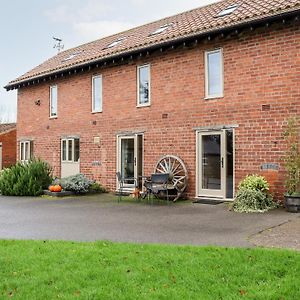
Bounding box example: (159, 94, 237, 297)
(53, 37, 64, 53)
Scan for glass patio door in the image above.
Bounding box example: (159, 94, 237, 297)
(198, 131, 225, 198)
(117, 134, 143, 190)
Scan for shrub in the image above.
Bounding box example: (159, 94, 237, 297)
(89, 182, 107, 193)
(233, 189, 277, 213)
(238, 175, 269, 194)
(283, 118, 300, 196)
(0, 159, 52, 196)
(60, 174, 93, 194)
(233, 174, 277, 213)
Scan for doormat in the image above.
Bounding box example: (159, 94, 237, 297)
(193, 199, 224, 205)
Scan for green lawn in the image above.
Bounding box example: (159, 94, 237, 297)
(0, 241, 299, 299)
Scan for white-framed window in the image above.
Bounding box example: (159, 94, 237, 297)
(50, 85, 58, 117)
(137, 64, 151, 107)
(205, 49, 224, 99)
(92, 75, 102, 113)
(61, 138, 80, 162)
(20, 141, 33, 163)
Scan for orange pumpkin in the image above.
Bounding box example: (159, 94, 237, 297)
(49, 185, 56, 192)
(53, 185, 62, 192)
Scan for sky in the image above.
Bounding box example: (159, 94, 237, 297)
(0, 0, 218, 122)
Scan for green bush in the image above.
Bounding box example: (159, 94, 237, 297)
(89, 182, 107, 193)
(0, 159, 52, 196)
(233, 189, 277, 213)
(233, 174, 277, 213)
(238, 175, 269, 194)
(60, 174, 93, 194)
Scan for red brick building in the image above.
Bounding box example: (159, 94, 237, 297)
(5, 0, 300, 200)
(0, 123, 16, 170)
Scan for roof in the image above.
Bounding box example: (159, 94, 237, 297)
(0, 123, 16, 135)
(5, 0, 300, 89)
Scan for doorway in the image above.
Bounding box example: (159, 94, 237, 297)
(61, 138, 80, 178)
(197, 130, 234, 199)
(117, 134, 143, 191)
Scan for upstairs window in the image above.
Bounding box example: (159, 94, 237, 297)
(92, 75, 102, 112)
(20, 141, 33, 163)
(205, 49, 224, 99)
(137, 64, 151, 106)
(50, 85, 58, 117)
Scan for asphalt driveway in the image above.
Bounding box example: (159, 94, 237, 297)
(0, 194, 298, 248)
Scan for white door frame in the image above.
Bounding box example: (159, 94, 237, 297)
(196, 129, 235, 200)
(197, 130, 225, 198)
(61, 138, 80, 178)
(116, 134, 144, 190)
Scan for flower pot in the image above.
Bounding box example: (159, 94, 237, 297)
(284, 195, 300, 213)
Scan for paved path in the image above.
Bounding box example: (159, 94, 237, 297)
(0, 194, 298, 248)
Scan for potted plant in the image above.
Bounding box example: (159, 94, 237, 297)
(283, 118, 300, 213)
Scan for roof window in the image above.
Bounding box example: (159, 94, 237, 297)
(150, 23, 172, 35)
(106, 37, 126, 49)
(216, 4, 239, 17)
(62, 51, 82, 62)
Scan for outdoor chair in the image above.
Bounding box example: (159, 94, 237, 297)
(143, 173, 170, 204)
(116, 172, 138, 202)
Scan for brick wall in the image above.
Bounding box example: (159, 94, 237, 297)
(16, 21, 300, 199)
(0, 129, 16, 168)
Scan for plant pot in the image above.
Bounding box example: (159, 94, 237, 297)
(284, 195, 300, 213)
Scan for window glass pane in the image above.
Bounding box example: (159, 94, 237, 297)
(74, 139, 80, 162)
(68, 140, 73, 162)
(25, 142, 30, 161)
(93, 76, 102, 112)
(20, 142, 24, 161)
(62, 140, 67, 161)
(207, 51, 222, 96)
(138, 66, 150, 105)
(50, 86, 58, 116)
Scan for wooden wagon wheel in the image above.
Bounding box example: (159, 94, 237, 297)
(154, 155, 188, 202)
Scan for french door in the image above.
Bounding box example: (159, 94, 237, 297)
(117, 134, 143, 190)
(197, 130, 234, 199)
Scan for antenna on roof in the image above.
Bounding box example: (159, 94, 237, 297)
(53, 37, 64, 53)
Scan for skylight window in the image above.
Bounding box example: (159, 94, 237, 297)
(216, 4, 239, 17)
(106, 37, 126, 49)
(62, 51, 82, 62)
(150, 23, 172, 35)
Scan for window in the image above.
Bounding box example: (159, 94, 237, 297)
(50, 85, 58, 117)
(137, 65, 151, 106)
(20, 141, 33, 163)
(92, 75, 102, 112)
(205, 49, 224, 99)
(61, 138, 80, 162)
(150, 24, 172, 35)
(216, 4, 239, 18)
(106, 37, 126, 49)
(62, 51, 82, 62)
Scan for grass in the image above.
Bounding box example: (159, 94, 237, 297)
(0, 241, 299, 299)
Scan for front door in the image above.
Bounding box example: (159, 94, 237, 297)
(197, 130, 234, 199)
(117, 134, 143, 190)
(61, 138, 80, 178)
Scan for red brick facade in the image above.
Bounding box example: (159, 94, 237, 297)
(17, 21, 300, 199)
(0, 127, 16, 169)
